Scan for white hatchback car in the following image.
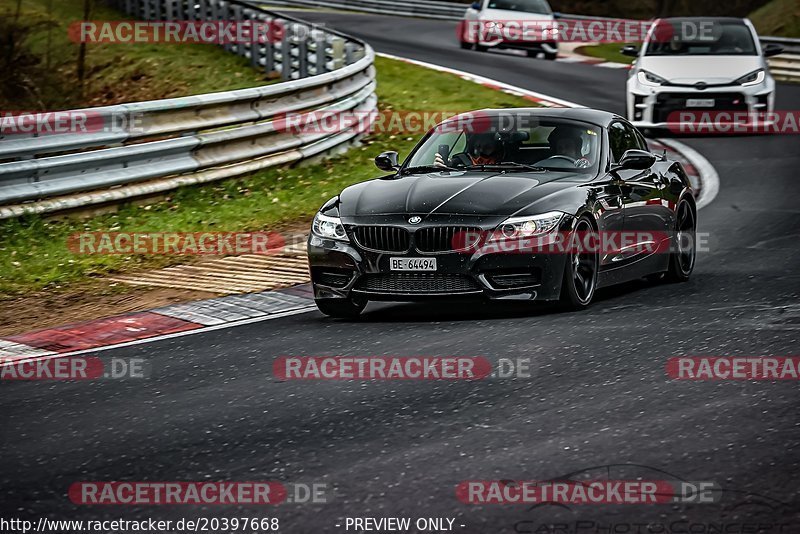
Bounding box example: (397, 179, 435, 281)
(460, 0, 559, 60)
(625, 17, 783, 129)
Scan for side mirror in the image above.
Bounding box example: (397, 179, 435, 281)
(552, 11, 561, 19)
(470, 1, 481, 10)
(620, 44, 640, 57)
(613, 149, 656, 172)
(375, 151, 399, 172)
(763, 43, 784, 57)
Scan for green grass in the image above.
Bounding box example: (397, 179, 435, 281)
(0, 0, 276, 110)
(0, 55, 534, 295)
(749, 0, 800, 38)
(574, 43, 637, 65)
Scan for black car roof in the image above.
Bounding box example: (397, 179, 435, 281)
(446, 107, 624, 128)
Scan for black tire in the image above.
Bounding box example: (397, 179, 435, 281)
(315, 298, 366, 319)
(460, 41, 473, 50)
(664, 199, 696, 283)
(558, 217, 599, 311)
(475, 43, 489, 52)
(526, 50, 539, 58)
(544, 51, 558, 60)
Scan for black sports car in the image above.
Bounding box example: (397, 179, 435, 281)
(307, 108, 696, 318)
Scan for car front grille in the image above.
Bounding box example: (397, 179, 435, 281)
(354, 273, 481, 294)
(654, 92, 747, 123)
(415, 226, 483, 253)
(352, 226, 410, 252)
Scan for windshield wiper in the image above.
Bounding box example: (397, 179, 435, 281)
(400, 165, 454, 175)
(465, 162, 546, 172)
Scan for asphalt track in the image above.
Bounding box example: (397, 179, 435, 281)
(2, 10, 800, 533)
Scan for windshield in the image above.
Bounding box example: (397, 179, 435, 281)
(486, 0, 552, 15)
(645, 20, 757, 56)
(405, 114, 601, 178)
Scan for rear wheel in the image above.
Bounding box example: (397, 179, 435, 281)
(558, 217, 599, 311)
(665, 199, 696, 282)
(460, 40, 473, 50)
(544, 51, 558, 60)
(315, 298, 366, 319)
(526, 50, 539, 58)
(475, 43, 489, 52)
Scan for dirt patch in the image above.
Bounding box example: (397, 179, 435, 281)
(0, 282, 218, 337)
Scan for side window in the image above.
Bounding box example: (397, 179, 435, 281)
(609, 121, 641, 162)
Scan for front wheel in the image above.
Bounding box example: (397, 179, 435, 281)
(544, 51, 558, 60)
(558, 217, 599, 311)
(665, 199, 696, 282)
(460, 40, 473, 50)
(315, 298, 367, 319)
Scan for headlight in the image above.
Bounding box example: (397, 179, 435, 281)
(637, 69, 668, 87)
(490, 212, 564, 241)
(312, 213, 348, 241)
(735, 69, 765, 87)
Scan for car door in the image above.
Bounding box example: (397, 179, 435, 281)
(608, 121, 669, 263)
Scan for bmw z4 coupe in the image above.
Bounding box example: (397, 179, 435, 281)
(308, 108, 697, 318)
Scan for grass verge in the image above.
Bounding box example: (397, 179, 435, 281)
(0, 0, 276, 110)
(574, 43, 637, 65)
(0, 55, 534, 296)
(749, 0, 800, 38)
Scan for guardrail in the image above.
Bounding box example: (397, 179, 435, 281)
(761, 37, 800, 83)
(261, 0, 800, 83)
(0, 0, 377, 219)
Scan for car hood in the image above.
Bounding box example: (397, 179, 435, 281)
(338, 171, 583, 220)
(638, 55, 764, 84)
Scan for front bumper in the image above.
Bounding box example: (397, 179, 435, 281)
(626, 74, 775, 129)
(484, 39, 558, 54)
(308, 221, 572, 303)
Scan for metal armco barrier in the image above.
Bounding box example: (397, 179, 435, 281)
(260, 0, 800, 82)
(762, 37, 800, 83)
(0, 0, 376, 218)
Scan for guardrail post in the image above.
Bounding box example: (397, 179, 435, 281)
(297, 32, 309, 79)
(280, 23, 293, 80)
(232, 5, 244, 56)
(315, 32, 327, 74)
(345, 41, 354, 65)
(331, 37, 345, 70)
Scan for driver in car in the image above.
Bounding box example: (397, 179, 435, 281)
(547, 127, 591, 168)
(434, 132, 505, 168)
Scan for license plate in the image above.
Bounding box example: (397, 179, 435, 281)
(686, 99, 715, 108)
(390, 257, 437, 271)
